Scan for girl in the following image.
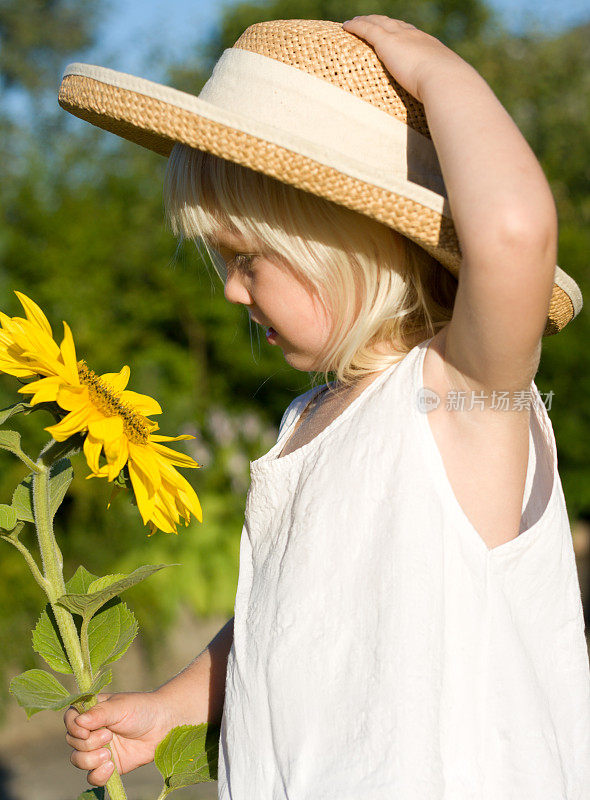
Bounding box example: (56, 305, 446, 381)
(60, 16, 590, 799)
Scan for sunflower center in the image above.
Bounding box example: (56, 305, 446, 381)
(77, 361, 150, 445)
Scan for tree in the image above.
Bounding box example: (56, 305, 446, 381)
(0, 0, 98, 93)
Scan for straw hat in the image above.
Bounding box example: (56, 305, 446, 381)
(58, 18, 582, 336)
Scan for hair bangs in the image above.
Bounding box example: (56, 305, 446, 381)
(163, 144, 457, 387)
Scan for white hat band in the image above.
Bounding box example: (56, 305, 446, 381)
(64, 51, 450, 218)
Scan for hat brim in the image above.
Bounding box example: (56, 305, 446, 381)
(58, 64, 581, 336)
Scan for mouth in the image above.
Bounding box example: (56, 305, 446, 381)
(248, 315, 278, 343)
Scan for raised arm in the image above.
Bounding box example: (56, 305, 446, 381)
(343, 16, 557, 392)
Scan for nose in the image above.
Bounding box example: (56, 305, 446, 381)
(224, 271, 251, 306)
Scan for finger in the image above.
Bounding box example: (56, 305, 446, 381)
(87, 760, 115, 788)
(74, 699, 118, 733)
(344, 15, 404, 26)
(66, 728, 113, 753)
(64, 706, 89, 739)
(342, 17, 392, 42)
(343, 16, 415, 34)
(70, 746, 112, 772)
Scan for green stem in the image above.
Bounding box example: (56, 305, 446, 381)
(80, 616, 92, 676)
(32, 444, 128, 800)
(0, 532, 51, 594)
(17, 451, 42, 474)
(155, 787, 170, 800)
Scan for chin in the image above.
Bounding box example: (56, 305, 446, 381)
(282, 352, 320, 372)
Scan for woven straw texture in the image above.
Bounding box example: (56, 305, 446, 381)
(235, 20, 431, 137)
(58, 19, 576, 336)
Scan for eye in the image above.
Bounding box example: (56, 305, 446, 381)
(231, 253, 254, 267)
(228, 252, 257, 274)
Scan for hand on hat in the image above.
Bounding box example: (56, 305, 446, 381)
(342, 15, 470, 104)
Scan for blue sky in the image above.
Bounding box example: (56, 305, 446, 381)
(85, 0, 590, 82)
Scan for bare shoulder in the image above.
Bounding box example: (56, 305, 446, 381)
(422, 326, 532, 550)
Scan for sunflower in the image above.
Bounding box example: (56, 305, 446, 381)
(0, 292, 202, 534)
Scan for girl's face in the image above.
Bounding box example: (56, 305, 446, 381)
(213, 230, 333, 372)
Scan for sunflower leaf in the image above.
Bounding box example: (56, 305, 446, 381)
(32, 604, 73, 674)
(9, 669, 70, 718)
(0, 430, 37, 469)
(65, 565, 100, 594)
(88, 599, 138, 673)
(41, 434, 84, 466)
(76, 789, 105, 800)
(0, 401, 32, 425)
(0, 521, 24, 542)
(87, 574, 127, 594)
(57, 564, 171, 618)
(49, 459, 74, 519)
(155, 723, 220, 787)
(0, 503, 18, 531)
(12, 475, 34, 523)
(9, 668, 112, 719)
(81, 668, 113, 702)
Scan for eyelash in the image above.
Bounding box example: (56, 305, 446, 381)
(228, 253, 256, 272)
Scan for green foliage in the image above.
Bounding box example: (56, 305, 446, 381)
(86, 599, 139, 674)
(9, 667, 111, 718)
(0, 503, 17, 530)
(32, 604, 72, 674)
(58, 564, 170, 618)
(77, 790, 105, 800)
(1, 0, 589, 728)
(155, 723, 220, 793)
(0, 0, 98, 93)
(0, 401, 33, 425)
(49, 459, 74, 519)
(12, 475, 34, 522)
(0, 428, 36, 468)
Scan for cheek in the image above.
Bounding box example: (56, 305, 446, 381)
(314, 298, 333, 339)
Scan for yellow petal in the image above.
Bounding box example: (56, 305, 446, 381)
(119, 390, 162, 417)
(18, 375, 63, 404)
(150, 434, 195, 443)
(104, 436, 129, 481)
(83, 434, 103, 473)
(151, 442, 199, 469)
(0, 359, 37, 378)
(175, 479, 203, 523)
(46, 404, 92, 441)
(128, 460, 155, 525)
(88, 416, 124, 443)
(154, 483, 181, 523)
(127, 442, 162, 494)
(9, 317, 61, 368)
(15, 292, 53, 338)
(100, 366, 130, 394)
(56, 384, 87, 411)
(59, 322, 80, 383)
(161, 467, 202, 523)
(85, 464, 109, 480)
(149, 495, 178, 533)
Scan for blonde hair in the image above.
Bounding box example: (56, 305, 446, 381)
(164, 144, 457, 387)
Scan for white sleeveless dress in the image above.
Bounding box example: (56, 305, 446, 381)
(217, 335, 590, 799)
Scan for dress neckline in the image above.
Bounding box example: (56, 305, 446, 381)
(250, 354, 406, 473)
